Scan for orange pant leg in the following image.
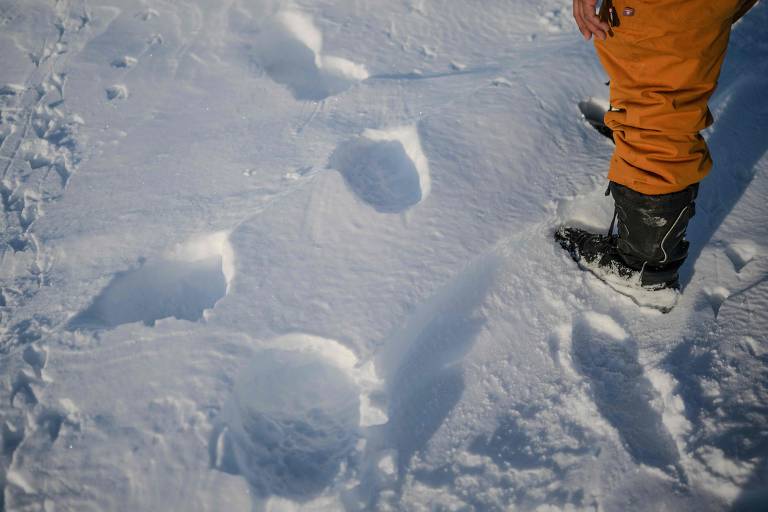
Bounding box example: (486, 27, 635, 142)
(594, 0, 753, 195)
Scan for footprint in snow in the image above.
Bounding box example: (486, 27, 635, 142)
(136, 8, 159, 21)
(702, 286, 730, 318)
(10, 370, 38, 408)
(0, 83, 26, 96)
(725, 240, 759, 273)
(253, 10, 368, 101)
(111, 56, 137, 69)
(105, 84, 128, 100)
(23, 344, 48, 377)
(210, 334, 386, 502)
(67, 232, 234, 330)
(571, 311, 685, 479)
(329, 126, 431, 214)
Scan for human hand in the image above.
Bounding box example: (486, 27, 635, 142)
(573, 0, 610, 41)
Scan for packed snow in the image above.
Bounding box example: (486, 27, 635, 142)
(0, 0, 766, 511)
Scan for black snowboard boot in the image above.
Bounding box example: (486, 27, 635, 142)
(555, 182, 698, 306)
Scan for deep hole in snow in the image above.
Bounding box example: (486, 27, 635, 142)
(221, 348, 361, 500)
(331, 138, 422, 213)
(330, 126, 430, 214)
(254, 10, 368, 101)
(68, 232, 233, 330)
(67, 257, 226, 329)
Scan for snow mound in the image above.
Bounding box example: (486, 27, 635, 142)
(329, 126, 430, 213)
(254, 10, 368, 101)
(68, 231, 234, 329)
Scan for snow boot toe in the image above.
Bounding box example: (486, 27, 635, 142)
(555, 226, 640, 284)
(554, 226, 681, 312)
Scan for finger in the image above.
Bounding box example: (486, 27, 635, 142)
(584, 13, 608, 40)
(573, 0, 591, 40)
(584, 0, 611, 37)
(578, 0, 609, 41)
(592, 14, 611, 39)
(577, 1, 594, 40)
(589, 6, 611, 34)
(580, 3, 608, 40)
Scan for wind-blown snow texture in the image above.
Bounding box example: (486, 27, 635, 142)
(0, 1, 766, 510)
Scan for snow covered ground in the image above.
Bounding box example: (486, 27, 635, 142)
(0, 0, 766, 510)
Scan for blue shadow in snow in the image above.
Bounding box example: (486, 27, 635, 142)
(681, 3, 768, 287)
(67, 257, 227, 330)
(570, 316, 685, 481)
(376, 253, 502, 483)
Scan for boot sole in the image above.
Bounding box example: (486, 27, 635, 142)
(577, 257, 680, 313)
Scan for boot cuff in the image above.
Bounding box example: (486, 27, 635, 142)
(610, 182, 698, 210)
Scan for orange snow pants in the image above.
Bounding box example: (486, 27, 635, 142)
(594, 0, 758, 195)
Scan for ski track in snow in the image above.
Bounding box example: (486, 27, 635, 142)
(0, 0, 766, 510)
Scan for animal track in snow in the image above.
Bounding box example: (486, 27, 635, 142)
(1, 4, 93, 504)
(491, 77, 513, 88)
(0, 84, 25, 96)
(0, 123, 16, 146)
(3, 340, 56, 503)
(2, 420, 24, 456)
(212, 334, 385, 501)
(329, 126, 431, 213)
(111, 56, 137, 68)
(702, 286, 731, 317)
(105, 84, 129, 101)
(136, 8, 159, 21)
(1, 21, 85, 336)
(571, 312, 684, 478)
(254, 10, 368, 101)
(22, 344, 48, 377)
(10, 370, 39, 408)
(67, 232, 234, 330)
(725, 240, 758, 273)
(38, 411, 64, 443)
(15, 103, 83, 186)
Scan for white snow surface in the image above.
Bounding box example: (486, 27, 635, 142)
(0, 1, 766, 511)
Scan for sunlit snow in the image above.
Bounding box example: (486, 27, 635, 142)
(0, 1, 766, 511)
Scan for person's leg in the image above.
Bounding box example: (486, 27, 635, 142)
(594, 0, 744, 195)
(556, 0, 757, 303)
